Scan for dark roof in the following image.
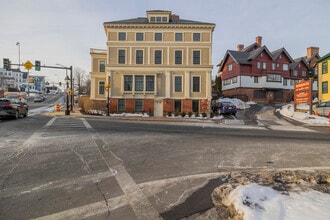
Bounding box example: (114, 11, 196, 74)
(271, 47, 294, 62)
(104, 17, 215, 26)
(241, 43, 259, 52)
(228, 50, 251, 64)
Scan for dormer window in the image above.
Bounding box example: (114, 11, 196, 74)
(149, 16, 169, 23)
(147, 10, 171, 23)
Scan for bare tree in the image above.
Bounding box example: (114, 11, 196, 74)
(73, 67, 87, 95)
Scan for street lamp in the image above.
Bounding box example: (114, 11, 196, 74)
(105, 81, 110, 116)
(16, 42, 20, 70)
(56, 64, 73, 111)
(65, 75, 70, 115)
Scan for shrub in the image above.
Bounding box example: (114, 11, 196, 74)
(167, 112, 172, 117)
(188, 112, 192, 117)
(181, 112, 186, 117)
(174, 111, 179, 117)
(202, 112, 207, 118)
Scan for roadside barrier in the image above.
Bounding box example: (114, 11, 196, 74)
(55, 103, 60, 111)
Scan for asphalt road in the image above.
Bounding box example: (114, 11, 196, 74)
(0, 108, 329, 219)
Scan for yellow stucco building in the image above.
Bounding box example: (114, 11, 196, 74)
(90, 10, 215, 116)
(317, 53, 330, 102)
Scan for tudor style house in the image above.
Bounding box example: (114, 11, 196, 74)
(90, 10, 215, 116)
(316, 53, 330, 102)
(217, 36, 318, 102)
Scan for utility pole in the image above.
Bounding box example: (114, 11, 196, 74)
(16, 42, 21, 70)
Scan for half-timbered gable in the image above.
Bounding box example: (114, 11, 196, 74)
(217, 36, 318, 102)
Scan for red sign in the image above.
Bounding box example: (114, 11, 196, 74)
(294, 80, 311, 104)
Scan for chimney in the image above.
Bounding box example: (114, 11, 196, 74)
(170, 14, 180, 20)
(237, 44, 244, 51)
(256, 36, 262, 47)
(307, 46, 319, 58)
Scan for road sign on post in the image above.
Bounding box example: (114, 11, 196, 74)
(23, 60, 33, 70)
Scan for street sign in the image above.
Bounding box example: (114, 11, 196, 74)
(24, 60, 33, 70)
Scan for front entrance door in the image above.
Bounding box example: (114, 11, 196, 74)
(154, 99, 163, 116)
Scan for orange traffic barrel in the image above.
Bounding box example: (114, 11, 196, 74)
(55, 103, 60, 111)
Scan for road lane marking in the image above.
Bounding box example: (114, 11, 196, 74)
(81, 118, 162, 220)
(33, 195, 128, 220)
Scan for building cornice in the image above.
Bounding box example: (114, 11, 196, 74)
(104, 23, 215, 31)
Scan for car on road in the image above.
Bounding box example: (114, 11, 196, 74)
(212, 101, 237, 115)
(313, 101, 330, 117)
(34, 94, 46, 102)
(0, 98, 28, 119)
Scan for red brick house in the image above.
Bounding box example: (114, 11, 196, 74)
(217, 36, 318, 102)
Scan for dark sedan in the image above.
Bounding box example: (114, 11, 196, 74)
(212, 101, 237, 115)
(0, 98, 28, 119)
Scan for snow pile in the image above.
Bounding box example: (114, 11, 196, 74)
(109, 113, 150, 118)
(227, 184, 330, 220)
(278, 104, 329, 125)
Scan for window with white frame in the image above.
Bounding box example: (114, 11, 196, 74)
(192, 76, 200, 92)
(293, 70, 298, 77)
(174, 100, 181, 112)
(257, 62, 261, 69)
(175, 50, 182, 64)
(118, 32, 126, 41)
(136, 33, 144, 41)
(99, 81, 105, 94)
(174, 76, 182, 92)
(135, 75, 144, 91)
(154, 50, 162, 64)
(118, 50, 126, 64)
(193, 50, 200, 65)
(322, 81, 328, 94)
(124, 76, 132, 91)
(283, 78, 288, 86)
(136, 50, 143, 64)
(118, 99, 125, 112)
(267, 74, 281, 82)
(99, 61, 105, 72)
(322, 61, 328, 74)
(135, 99, 143, 112)
(262, 62, 267, 70)
(175, 33, 183, 41)
(155, 33, 162, 41)
(254, 76, 258, 83)
(124, 75, 155, 92)
(193, 33, 200, 41)
(146, 76, 155, 91)
(223, 79, 231, 85)
(272, 63, 276, 70)
(228, 64, 233, 71)
(283, 64, 289, 71)
(302, 70, 306, 77)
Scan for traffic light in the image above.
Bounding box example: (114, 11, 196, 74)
(3, 58, 11, 70)
(35, 60, 41, 71)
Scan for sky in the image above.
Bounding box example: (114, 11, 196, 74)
(1, 0, 330, 84)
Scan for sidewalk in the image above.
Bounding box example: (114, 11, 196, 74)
(47, 105, 218, 124)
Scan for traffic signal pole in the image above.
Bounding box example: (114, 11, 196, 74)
(2, 59, 74, 114)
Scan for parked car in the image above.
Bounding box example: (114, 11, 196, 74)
(212, 101, 237, 115)
(313, 101, 330, 117)
(0, 98, 28, 119)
